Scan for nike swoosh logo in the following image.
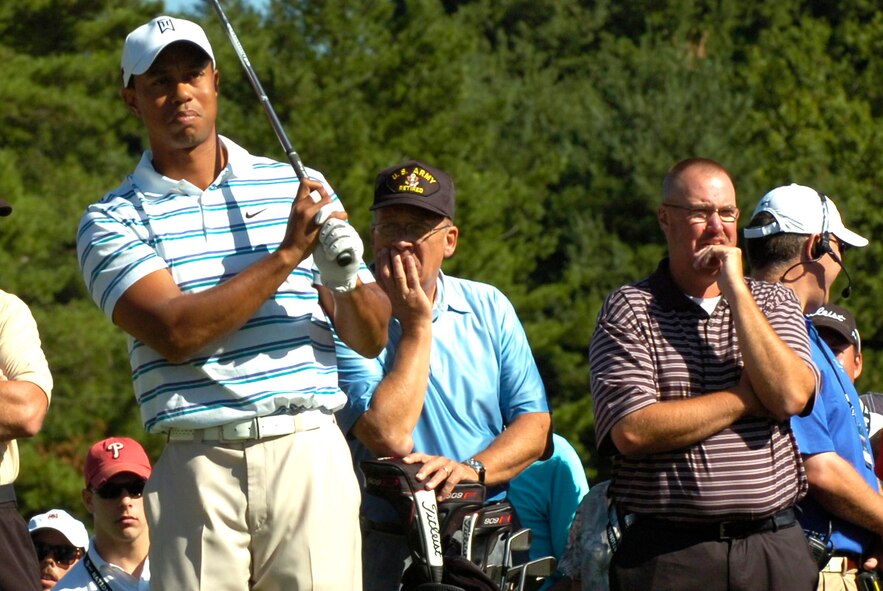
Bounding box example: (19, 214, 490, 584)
(245, 208, 267, 219)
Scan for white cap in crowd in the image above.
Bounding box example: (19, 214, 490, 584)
(28, 509, 90, 550)
(743, 183, 868, 248)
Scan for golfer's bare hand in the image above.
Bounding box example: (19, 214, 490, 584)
(694, 244, 744, 299)
(278, 179, 345, 264)
(375, 248, 432, 328)
(403, 452, 473, 501)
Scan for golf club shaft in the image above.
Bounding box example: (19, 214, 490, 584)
(209, 0, 354, 267)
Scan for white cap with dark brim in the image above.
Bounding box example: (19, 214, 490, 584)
(121, 16, 215, 86)
(743, 183, 869, 248)
(28, 509, 90, 550)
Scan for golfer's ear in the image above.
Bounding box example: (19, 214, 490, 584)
(122, 87, 140, 117)
(443, 225, 458, 259)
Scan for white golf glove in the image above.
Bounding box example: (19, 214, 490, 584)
(313, 218, 363, 293)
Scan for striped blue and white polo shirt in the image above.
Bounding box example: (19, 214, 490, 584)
(77, 136, 373, 433)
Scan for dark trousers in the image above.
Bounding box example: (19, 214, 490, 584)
(0, 499, 39, 591)
(610, 519, 818, 591)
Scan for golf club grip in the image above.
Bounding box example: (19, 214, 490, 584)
(336, 250, 354, 267)
(309, 183, 354, 268)
(210, 0, 352, 268)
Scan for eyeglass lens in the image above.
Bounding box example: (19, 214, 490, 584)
(373, 223, 451, 242)
(665, 203, 739, 223)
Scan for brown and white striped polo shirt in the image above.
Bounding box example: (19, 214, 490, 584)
(590, 259, 817, 522)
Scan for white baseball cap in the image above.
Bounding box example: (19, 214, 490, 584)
(28, 509, 89, 550)
(121, 16, 215, 86)
(743, 183, 868, 248)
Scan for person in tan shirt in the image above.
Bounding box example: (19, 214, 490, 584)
(0, 197, 53, 590)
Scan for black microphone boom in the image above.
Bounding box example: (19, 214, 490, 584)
(827, 249, 853, 299)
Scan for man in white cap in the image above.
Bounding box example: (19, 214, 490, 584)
(0, 197, 54, 591)
(76, 15, 389, 591)
(55, 437, 152, 591)
(745, 184, 881, 589)
(29, 509, 89, 590)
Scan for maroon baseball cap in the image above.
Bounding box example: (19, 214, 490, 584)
(0, 199, 12, 217)
(84, 437, 152, 489)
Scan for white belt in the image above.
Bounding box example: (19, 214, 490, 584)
(166, 410, 333, 442)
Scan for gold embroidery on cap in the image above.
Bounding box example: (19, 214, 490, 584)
(389, 166, 438, 195)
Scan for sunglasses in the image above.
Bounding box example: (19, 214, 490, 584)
(34, 541, 81, 566)
(93, 479, 146, 500)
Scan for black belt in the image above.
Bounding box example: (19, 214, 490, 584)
(0, 484, 16, 504)
(634, 508, 796, 541)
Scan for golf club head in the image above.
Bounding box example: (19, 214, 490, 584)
(501, 528, 532, 586)
(484, 564, 502, 586)
(438, 480, 486, 553)
(360, 458, 444, 583)
(503, 563, 523, 591)
(516, 557, 556, 591)
(508, 528, 532, 554)
(484, 529, 510, 586)
(413, 488, 445, 583)
(463, 502, 515, 571)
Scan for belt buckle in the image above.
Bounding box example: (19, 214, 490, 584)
(221, 419, 257, 441)
(718, 521, 737, 540)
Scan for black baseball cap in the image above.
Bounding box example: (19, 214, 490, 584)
(0, 199, 12, 217)
(372, 161, 455, 220)
(809, 304, 859, 350)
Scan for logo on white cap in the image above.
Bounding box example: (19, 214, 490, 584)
(121, 16, 215, 87)
(158, 18, 175, 34)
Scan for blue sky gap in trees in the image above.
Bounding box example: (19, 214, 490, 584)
(165, 0, 268, 14)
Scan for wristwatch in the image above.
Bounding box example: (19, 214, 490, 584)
(462, 458, 486, 484)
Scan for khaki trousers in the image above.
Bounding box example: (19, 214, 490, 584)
(145, 421, 361, 591)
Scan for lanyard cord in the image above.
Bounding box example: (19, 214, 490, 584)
(83, 554, 114, 591)
(814, 328, 873, 459)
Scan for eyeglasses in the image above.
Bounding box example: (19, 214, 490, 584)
(34, 541, 82, 566)
(663, 203, 740, 224)
(371, 222, 452, 243)
(93, 479, 146, 500)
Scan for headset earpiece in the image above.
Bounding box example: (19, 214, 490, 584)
(812, 234, 830, 260)
(814, 190, 853, 298)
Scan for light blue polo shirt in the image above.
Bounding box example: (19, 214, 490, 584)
(336, 271, 549, 517)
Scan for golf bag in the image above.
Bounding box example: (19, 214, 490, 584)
(360, 457, 555, 591)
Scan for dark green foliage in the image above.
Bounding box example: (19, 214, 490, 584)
(3, 0, 883, 519)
